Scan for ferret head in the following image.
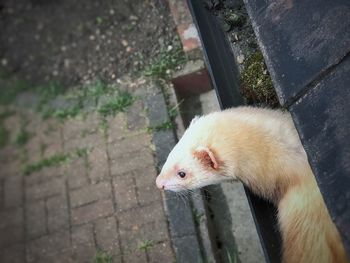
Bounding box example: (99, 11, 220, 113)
(155, 115, 232, 192)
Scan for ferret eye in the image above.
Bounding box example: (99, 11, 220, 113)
(177, 171, 186, 178)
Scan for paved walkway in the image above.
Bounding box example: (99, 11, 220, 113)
(0, 79, 175, 262)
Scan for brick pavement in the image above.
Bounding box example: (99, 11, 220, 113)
(0, 91, 175, 262)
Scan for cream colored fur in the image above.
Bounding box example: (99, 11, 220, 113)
(156, 106, 348, 263)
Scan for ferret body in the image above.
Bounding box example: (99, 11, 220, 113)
(156, 107, 348, 263)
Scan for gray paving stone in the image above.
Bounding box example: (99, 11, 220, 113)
(0, 207, 23, 228)
(126, 100, 147, 131)
(0, 224, 24, 248)
(71, 199, 114, 225)
(26, 231, 70, 263)
(88, 146, 109, 184)
(95, 216, 120, 254)
(47, 194, 69, 233)
(108, 133, 152, 159)
(110, 148, 154, 176)
(70, 180, 112, 208)
(119, 220, 169, 252)
(172, 235, 202, 263)
(0, 243, 25, 263)
(72, 224, 95, 246)
(66, 158, 89, 189)
(26, 176, 65, 201)
(148, 241, 175, 263)
(3, 175, 23, 208)
(113, 175, 138, 211)
(26, 200, 47, 239)
(118, 202, 165, 230)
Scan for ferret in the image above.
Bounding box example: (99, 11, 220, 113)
(156, 107, 348, 263)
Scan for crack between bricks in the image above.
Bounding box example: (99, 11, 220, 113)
(285, 50, 350, 108)
(61, 122, 73, 247)
(132, 176, 141, 207)
(44, 198, 49, 234)
(22, 174, 28, 263)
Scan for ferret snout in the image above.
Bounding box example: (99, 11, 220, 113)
(155, 176, 165, 190)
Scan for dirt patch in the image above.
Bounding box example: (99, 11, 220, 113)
(0, 0, 177, 86)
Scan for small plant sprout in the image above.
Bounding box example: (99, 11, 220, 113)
(138, 239, 154, 251)
(93, 249, 113, 263)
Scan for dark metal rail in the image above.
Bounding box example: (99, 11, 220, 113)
(187, 0, 350, 261)
(187, 0, 282, 262)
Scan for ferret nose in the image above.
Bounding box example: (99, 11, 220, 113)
(156, 176, 165, 190)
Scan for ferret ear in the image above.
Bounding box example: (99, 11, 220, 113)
(193, 146, 219, 170)
(190, 115, 200, 127)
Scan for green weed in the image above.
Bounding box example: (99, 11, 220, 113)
(14, 128, 30, 146)
(144, 45, 186, 79)
(226, 249, 237, 263)
(96, 16, 104, 25)
(75, 147, 90, 158)
(93, 250, 113, 263)
(147, 121, 173, 133)
(41, 106, 81, 120)
(0, 79, 29, 105)
(192, 208, 204, 226)
(86, 80, 109, 100)
(23, 153, 71, 175)
(138, 239, 154, 251)
(98, 92, 134, 117)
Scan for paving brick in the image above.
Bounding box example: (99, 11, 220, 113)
(134, 166, 160, 206)
(119, 220, 169, 252)
(47, 194, 69, 233)
(71, 243, 96, 263)
(4, 114, 21, 142)
(26, 200, 47, 239)
(118, 202, 165, 230)
(43, 249, 75, 263)
(26, 136, 43, 164)
(70, 181, 111, 208)
(108, 133, 152, 159)
(26, 231, 70, 263)
(112, 255, 123, 263)
(110, 148, 155, 176)
(0, 224, 24, 248)
(88, 146, 109, 184)
(0, 207, 23, 228)
(25, 166, 64, 186)
(64, 132, 104, 152)
(0, 157, 21, 177)
(3, 175, 23, 208)
(25, 176, 65, 201)
(122, 250, 147, 263)
(66, 158, 88, 189)
(95, 216, 120, 254)
(0, 243, 25, 263)
(43, 142, 62, 159)
(72, 223, 95, 246)
(113, 175, 138, 211)
(107, 113, 129, 142)
(39, 130, 61, 148)
(62, 113, 100, 141)
(126, 100, 147, 131)
(71, 199, 114, 225)
(148, 241, 174, 263)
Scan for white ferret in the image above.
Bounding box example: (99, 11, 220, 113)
(156, 107, 348, 263)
